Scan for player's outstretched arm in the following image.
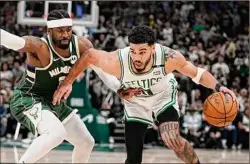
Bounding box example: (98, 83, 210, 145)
(165, 48, 236, 101)
(0, 29, 43, 53)
(53, 45, 120, 105)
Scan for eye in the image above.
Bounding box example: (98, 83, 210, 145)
(131, 51, 136, 55)
(66, 28, 71, 32)
(139, 51, 146, 55)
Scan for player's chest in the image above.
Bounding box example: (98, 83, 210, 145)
(122, 70, 164, 90)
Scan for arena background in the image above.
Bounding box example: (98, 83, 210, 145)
(0, 1, 249, 163)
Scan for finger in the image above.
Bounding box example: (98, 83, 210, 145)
(57, 91, 65, 105)
(54, 89, 63, 105)
(230, 91, 236, 101)
(53, 90, 59, 105)
(63, 89, 71, 100)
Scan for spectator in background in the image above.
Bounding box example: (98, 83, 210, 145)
(182, 108, 202, 148)
(191, 89, 203, 110)
(177, 90, 188, 115)
(221, 123, 237, 149)
(12, 60, 25, 85)
(0, 90, 8, 137)
(237, 88, 248, 112)
(161, 22, 173, 46)
(0, 62, 13, 89)
(114, 32, 128, 49)
(211, 55, 229, 86)
(237, 104, 249, 149)
(205, 126, 223, 149)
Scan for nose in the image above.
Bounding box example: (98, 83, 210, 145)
(134, 54, 142, 61)
(62, 31, 69, 38)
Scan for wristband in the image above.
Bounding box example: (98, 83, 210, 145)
(215, 83, 222, 92)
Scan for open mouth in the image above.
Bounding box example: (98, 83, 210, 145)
(134, 61, 143, 67)
(61, 39, 69, 44)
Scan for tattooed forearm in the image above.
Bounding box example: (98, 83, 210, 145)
(22, 36, 43, 53)
(175, 140, 199, 164)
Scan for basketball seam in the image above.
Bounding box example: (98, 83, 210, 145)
(207, 99, 224, 115)
(215, 120, 229, 126)
(218, 93, 226, 126)
(225, 94, 234, 114)
(204, 112, 237, 119)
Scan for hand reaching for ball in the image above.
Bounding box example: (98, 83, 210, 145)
(218, 86, 237, 102)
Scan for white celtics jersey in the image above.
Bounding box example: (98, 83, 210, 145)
(118, 43, 179, 125)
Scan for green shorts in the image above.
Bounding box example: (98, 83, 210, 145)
(10, 89, 77, 136)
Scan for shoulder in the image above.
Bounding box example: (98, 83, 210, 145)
(119, 46, 130, 54)
(163, 45, 187, 71)
(161, 45, 185, 63)
(77, 36, 93, 54)
(22, 35, 45, 48)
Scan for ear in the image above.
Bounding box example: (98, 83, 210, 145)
(47, 28, 52, 35)
(151, 44, 155, 53)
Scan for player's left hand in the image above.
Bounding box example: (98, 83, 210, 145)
(117, 87, 142, 101)
(53, 82, 72, 105)
(219, 86, 237, 101)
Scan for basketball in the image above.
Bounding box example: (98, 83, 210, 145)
(203, 92, 238, 127)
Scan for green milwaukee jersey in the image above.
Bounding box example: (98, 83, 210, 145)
(15, 34, 80, 101)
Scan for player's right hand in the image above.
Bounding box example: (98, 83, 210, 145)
(53, 83, 72, 105)
(117, 88, 142, 101)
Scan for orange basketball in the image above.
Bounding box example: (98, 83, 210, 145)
(203, 92, 238, 127)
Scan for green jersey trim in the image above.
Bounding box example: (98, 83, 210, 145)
(74, 35, 80, 58)
(124, 108, 153, 125)
(160, 45, 167, 76)
(118, 49, 124, 82)
(155, 79, 177, 117)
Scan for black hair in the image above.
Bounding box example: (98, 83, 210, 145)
(47, 9, 70, 21)
(128, 25, 156, 45)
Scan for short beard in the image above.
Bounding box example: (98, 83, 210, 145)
(133, 55, 152, 73)
(51, 36, 70, 50)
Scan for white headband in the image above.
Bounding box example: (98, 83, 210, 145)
(47, 18, 72, 28)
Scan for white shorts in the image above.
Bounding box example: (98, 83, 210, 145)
(123, 78, 180, 125)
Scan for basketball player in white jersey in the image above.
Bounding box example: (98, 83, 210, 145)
(0, 9, 132, 163)
(53, 25, 236, 164)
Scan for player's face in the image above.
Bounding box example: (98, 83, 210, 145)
(130, 43, 155, 72)
(48, 26, 72, 50)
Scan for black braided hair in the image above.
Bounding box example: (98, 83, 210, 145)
(47, 9, 70, 21)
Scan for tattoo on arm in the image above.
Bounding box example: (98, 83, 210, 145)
(165, 48, 176, 60)
(175, 140, 198, 163)
(22, 36, 43, 53)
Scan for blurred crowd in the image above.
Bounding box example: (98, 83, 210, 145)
(0, 1, 249, 150)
